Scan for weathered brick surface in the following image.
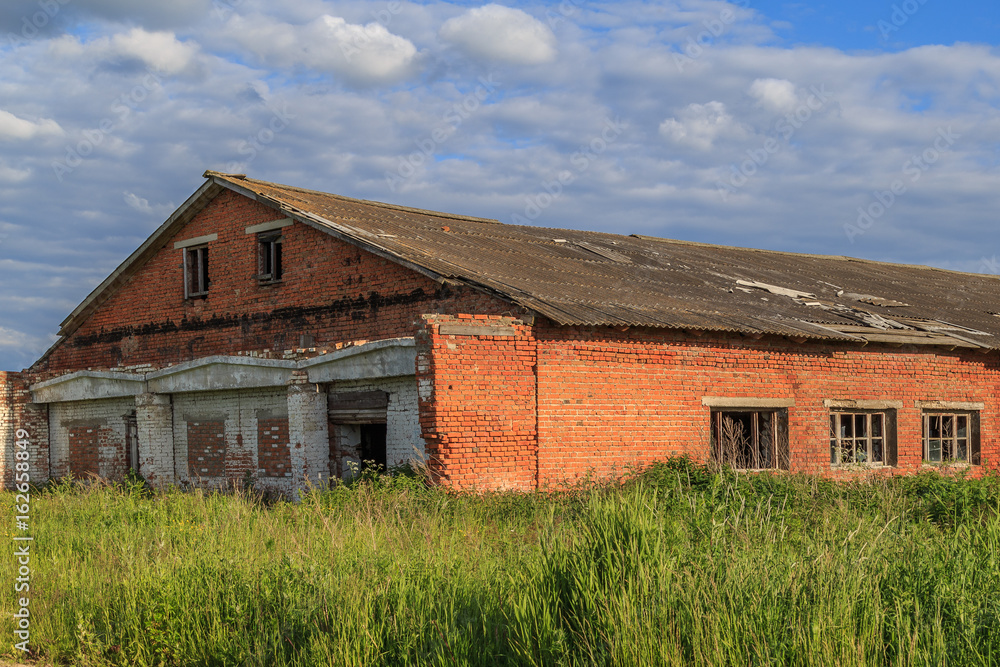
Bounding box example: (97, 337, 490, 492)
(48, 398, 132, 481)
(257, 417, 290, 478)
(173, 388, 291, 491)
(187, 420, 226, 478)
(0, 372, 49, 486)
(530, 323, 1000, 484)
(36, 190, 517, 376)
(416, 315, 537, 490)
(68, 425, 101, 478)
(136, 393, 174, 486)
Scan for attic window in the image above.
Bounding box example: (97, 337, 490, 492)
(184, 245, 209, 298)
(256, 232, 283, 283)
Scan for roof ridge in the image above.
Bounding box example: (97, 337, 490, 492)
(204, 170, 503, 225)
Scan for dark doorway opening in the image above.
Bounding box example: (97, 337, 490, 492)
(359, 423, 387, 472)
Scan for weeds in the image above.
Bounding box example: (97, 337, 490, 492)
(2, 461, 999, 665)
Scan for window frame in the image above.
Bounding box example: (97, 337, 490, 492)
(829, 409, 896, 467)
(922, 410, 980, 465)
(183, 244, 210, 299)
(710, 408, 789, 471)
(256, 232, 283, 284)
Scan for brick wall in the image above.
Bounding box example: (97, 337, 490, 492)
(67, 425, 101, 477)
(187, 420, 226, 478)
(531, 323, 1000, 485)
(49, 398, 132, 481)
(37, 189, 518, 376)
(416, 315, 537, 490)
(172, 388, 289, 492)
(0, 372, 49, 487)
(257, 417, 290, 479)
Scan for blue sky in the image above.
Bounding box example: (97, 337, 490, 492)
(0, 0, 998, 370)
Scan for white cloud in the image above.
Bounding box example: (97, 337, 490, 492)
(47, 28, 198, 74)
(0, 325, 52, 353)
(123, 192, 175, 217)
(0, 161, 31, 182)
(440, 4, 557, 65)
(109, 28, 199, 74)
(0, 110, 63, 141)
(749, 78, 799, 112)
(222, 14, 418, 85)
(659, 102, 747, 151)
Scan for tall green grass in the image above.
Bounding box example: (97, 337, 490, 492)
(2, 461, 999, 666)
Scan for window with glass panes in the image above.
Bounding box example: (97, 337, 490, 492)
(830, 411, 888, 465)
(923, 412, 979, 463)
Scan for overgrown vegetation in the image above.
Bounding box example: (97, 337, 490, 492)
(3, 459, 1000, 666)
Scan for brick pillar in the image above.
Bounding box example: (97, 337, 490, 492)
(136, 393, 174, 487)
(287, 371, 329, 496)
(0, 372, 50, 489)
(416, 315, 538, 491)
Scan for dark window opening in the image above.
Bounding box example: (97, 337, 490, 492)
(923, 411, 980, 464)
(710, 409, 789, 470)
(125, 412, 139, 475)
(359, 423, 387, 472)
(830, 410, 896, 466)
(184, 245, 209, 298)
(257, 233, 283, 283)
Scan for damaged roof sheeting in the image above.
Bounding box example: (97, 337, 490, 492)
(54, 171, 1000, 351)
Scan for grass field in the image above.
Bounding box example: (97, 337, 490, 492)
(2, 460, 999, 666)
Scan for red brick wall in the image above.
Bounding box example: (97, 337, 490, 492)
(416, 315, 537, 490)
(532, 324, 1000, 485)
(37, 189, 517, 375)
(68, 425, 101, 478)
(187, 420, 225, 478)
(257, 417, 290, 478)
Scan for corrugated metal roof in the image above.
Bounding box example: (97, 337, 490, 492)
(49, 171, 1000, 355)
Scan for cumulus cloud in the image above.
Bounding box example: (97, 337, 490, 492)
(659, 102, 747, 151)
(749, 78, 799, 112)
(439, 4, 557, 65)
(0, 110, 63, 141)
(222, 14, 418, 85)
(47, 28, 198, 74)
(109, 28, 199, 74)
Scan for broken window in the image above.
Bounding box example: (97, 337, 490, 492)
(184, 245, 209, 298)
(923, 411, 980, 464)
(710, 409, 789, 470)
(830, 410, 896, 466)
(257, 232, 283, 283)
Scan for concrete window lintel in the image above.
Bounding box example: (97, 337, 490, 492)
(915, 400, 984, 411)
(702, 397, 795, 408)
(173, 233, 218, 249)
(824, 399, 903, 410)
(245, 218, 294, 234)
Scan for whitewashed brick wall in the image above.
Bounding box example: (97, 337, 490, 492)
(172, 388, 288, 492)
(49, 398, 134, 479)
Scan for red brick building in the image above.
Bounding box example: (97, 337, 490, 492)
(2, 171, 998, 491)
